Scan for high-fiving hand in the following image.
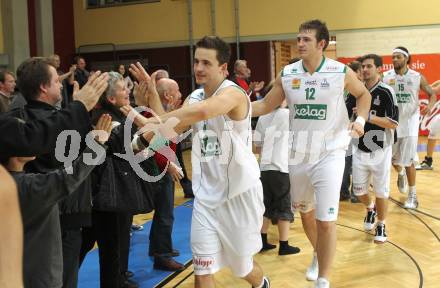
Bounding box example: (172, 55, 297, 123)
(93, 114, 113, 144)
(73, 71, 109, 111)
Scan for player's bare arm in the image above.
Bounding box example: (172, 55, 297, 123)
(251, 74, 285, 117)
(345, 67, 372, 136)
(420, 75, 436, 115)
(121, 86, 247, 138)
(368, 113, 398, 130)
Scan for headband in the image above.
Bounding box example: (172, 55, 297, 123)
(392, 48, 409, 58)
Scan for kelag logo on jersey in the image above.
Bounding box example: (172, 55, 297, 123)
(200, 135, 222, 157)
(291, 78, 301, 89)
(396, 93, 411, 103)
(294, 104, 327, 120)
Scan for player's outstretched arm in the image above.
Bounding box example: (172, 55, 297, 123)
(345, 67, 371, 137)
(121, 86, 247, 138)
(252, 75, 285, 117)
(420, 75, 436, 115)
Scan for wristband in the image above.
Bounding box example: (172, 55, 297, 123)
(148, 135, 169, 152)
(131, 135, 149, 151)
(355, 116, 366, 127)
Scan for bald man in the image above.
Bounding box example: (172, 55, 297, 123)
(148, 78, 185, 271)
(156, 78, 182, 111)
(154, 72, 194, 198)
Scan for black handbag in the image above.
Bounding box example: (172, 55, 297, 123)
(92, 156, 159, 214)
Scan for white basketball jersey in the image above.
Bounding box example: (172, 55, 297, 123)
(188, 80, 260, 208)
(255, 108, 290, 173)
(383, 68, 421, 137)
(281, 57, 350, 161)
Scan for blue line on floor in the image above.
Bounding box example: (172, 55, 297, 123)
(79, 200, 194, 288)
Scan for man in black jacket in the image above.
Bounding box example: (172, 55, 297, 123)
(0, 59, 107, 288)
(1, 114, 112, 288)
(5, 57, 108, 288)
(0, 71, 108, 156)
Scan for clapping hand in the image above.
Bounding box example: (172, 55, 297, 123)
(72, 71, 109, 111)
(93, 114, 113, 144)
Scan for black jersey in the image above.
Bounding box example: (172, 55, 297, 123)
(347, 81, 399, 153)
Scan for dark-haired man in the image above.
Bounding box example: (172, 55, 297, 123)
(349, 54, 398, 244)
(6, 57, 106, 288)
(0, 70, 16, 112)
(74, 56, 90, 88)
(125, 35, 269, 288)
(251, 20, 371, 288)
(383, 47, 436, 209)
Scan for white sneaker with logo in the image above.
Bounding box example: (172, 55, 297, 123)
(306, 253, 319, 281)
(404, 192, 418, 209)
(315, 277, 330, 288)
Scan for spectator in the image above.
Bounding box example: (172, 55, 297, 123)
(0, 114, 111, 288)
(232, 59, 264, 101)
(148, 78, 185, 271)
(74, 56, 90, 88)
(0, 70, 16, 112)
(117, 64, 134, 91)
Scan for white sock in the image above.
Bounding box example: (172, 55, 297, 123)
(367, 201, 375, 209)
(398, 169, 405, 176)
(377, 220, 385, 225)
(409, 186, 416, 195)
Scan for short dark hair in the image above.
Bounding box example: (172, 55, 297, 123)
(360, 54, 383, 68)
(289, 57, 301, 64)
(74, 55, 85, 65)
(0, 70, 15, 83)
(348, 61, 362, 73)
(394, 46, 411, 64)
(299, 19, 330, 50)
(0, 155, 10, 166)
(16, 57, 53, 101)
(195, 36, 231, 65)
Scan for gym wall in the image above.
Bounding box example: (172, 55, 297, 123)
(0, 3, 3, 54)
(73, 0, 440, 48)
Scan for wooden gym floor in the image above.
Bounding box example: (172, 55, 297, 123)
(134, 136, 439, 288)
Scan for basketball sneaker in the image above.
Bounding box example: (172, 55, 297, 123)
(315, 277, 330, 288)
(374, 223, 387, 244)
(404, 192, 418, 209)
(364, 208, 376, 231)
(416, 156, 433, 170)
(252, 276, 270, 288)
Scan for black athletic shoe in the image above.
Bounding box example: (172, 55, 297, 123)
(374, 223, 387, 243)
(260, 243, 277, 252)
(278, 244, 300, 255)
(416, 156, 433, 170)
(363, 208, 376, 231)
(252, 276, 270, 288)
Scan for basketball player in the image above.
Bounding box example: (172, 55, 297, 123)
(123, 36, 269, 288)
(417, 80, 440, 170)
(349, 54, 398, 244)
(252, 20, 371, 288)
(383, 47, 436, 208)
